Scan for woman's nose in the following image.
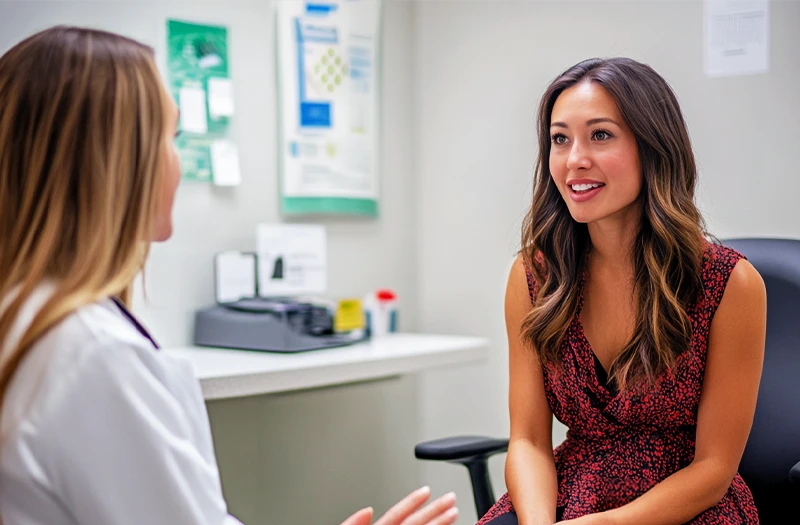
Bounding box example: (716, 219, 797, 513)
(566, 142, 592, 171)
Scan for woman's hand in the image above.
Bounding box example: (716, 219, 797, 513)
(340, 486, 458, 525)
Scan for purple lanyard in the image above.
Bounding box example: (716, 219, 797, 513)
(110, 297, 160, 350)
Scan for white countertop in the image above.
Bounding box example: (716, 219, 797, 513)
(167, 333, 489, 400)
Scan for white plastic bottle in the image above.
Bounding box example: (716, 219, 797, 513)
(364, 289, 397, 338)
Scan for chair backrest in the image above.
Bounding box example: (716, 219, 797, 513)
(723, 238, 800, 521)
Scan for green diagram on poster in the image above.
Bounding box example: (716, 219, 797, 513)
(167, 20, 235, 182)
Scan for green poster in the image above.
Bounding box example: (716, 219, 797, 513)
(167, 20, 232, 182)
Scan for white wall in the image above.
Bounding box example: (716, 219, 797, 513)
(0, 1, 423, 524)
(413, 1, 800, 523)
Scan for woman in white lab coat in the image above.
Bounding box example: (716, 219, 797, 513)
(0, 26, 458, 525)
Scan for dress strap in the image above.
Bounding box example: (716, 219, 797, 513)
(700, 242, 745, 320)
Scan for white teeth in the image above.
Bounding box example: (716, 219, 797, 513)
(571, 183, 602, 191)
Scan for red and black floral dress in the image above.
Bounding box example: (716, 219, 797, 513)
(478, 242, 759, 524)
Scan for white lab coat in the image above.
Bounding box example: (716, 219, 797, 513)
(0, 283, 243, 525)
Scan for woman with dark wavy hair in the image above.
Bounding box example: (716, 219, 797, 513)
(478, 58, 766, 525)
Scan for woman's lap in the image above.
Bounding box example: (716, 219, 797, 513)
(480, 511, 518, 524)
(478, 508, 565, 524)
(475, 493, 563, 525)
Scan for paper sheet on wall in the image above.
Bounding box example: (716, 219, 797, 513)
(256, 224, 327, 297)
(275, 0, 382, 216)
(179, 87, 209, 134)
(215, 251, 257, 303)
(211, 140, 242, 186)
(704, 0, 769, 77)
(208, 77, 235, 119)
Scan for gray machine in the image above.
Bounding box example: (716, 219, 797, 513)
(193, 298, 365, 353)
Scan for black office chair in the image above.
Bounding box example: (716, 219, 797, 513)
(415, 238, 800, 522)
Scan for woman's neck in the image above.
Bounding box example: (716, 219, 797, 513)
(586, 215, 639, 270)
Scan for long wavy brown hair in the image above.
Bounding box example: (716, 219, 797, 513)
(0, 27, 170, 433)
(521, 57, 708, 392)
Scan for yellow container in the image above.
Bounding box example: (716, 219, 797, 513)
(334, 298, 365, 333)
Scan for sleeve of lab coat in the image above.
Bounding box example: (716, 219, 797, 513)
(33, 339, 244, 525)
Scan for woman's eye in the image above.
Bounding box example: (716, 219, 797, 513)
(551, 133, 568, 145)
(592, 129, 612, 141)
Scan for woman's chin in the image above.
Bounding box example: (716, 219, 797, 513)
(151, 224, 173, 243)
(567, 210, 596, 224)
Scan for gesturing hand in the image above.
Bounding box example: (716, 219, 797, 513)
(340, 486, 458, 525)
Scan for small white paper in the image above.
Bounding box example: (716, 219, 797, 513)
(211, 140, 242, 186)
(208, 77, 235, 119)
(179, 86, 208, 133)
(256, 224, 326, 297)
(215, 251, 257, 303)
(704, 0, 769, 77)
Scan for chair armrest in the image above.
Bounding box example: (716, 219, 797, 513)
(791, 460, 800, 483)
(415, 435, 509, 462)
(415, 436, 509, 518)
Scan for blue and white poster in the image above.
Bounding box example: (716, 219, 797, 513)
(276, 0, 381, 216)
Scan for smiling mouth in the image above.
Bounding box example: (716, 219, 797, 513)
(569, 182, 605, 193)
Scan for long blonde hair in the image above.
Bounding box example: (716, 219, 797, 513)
(0, 26, 170, 416)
